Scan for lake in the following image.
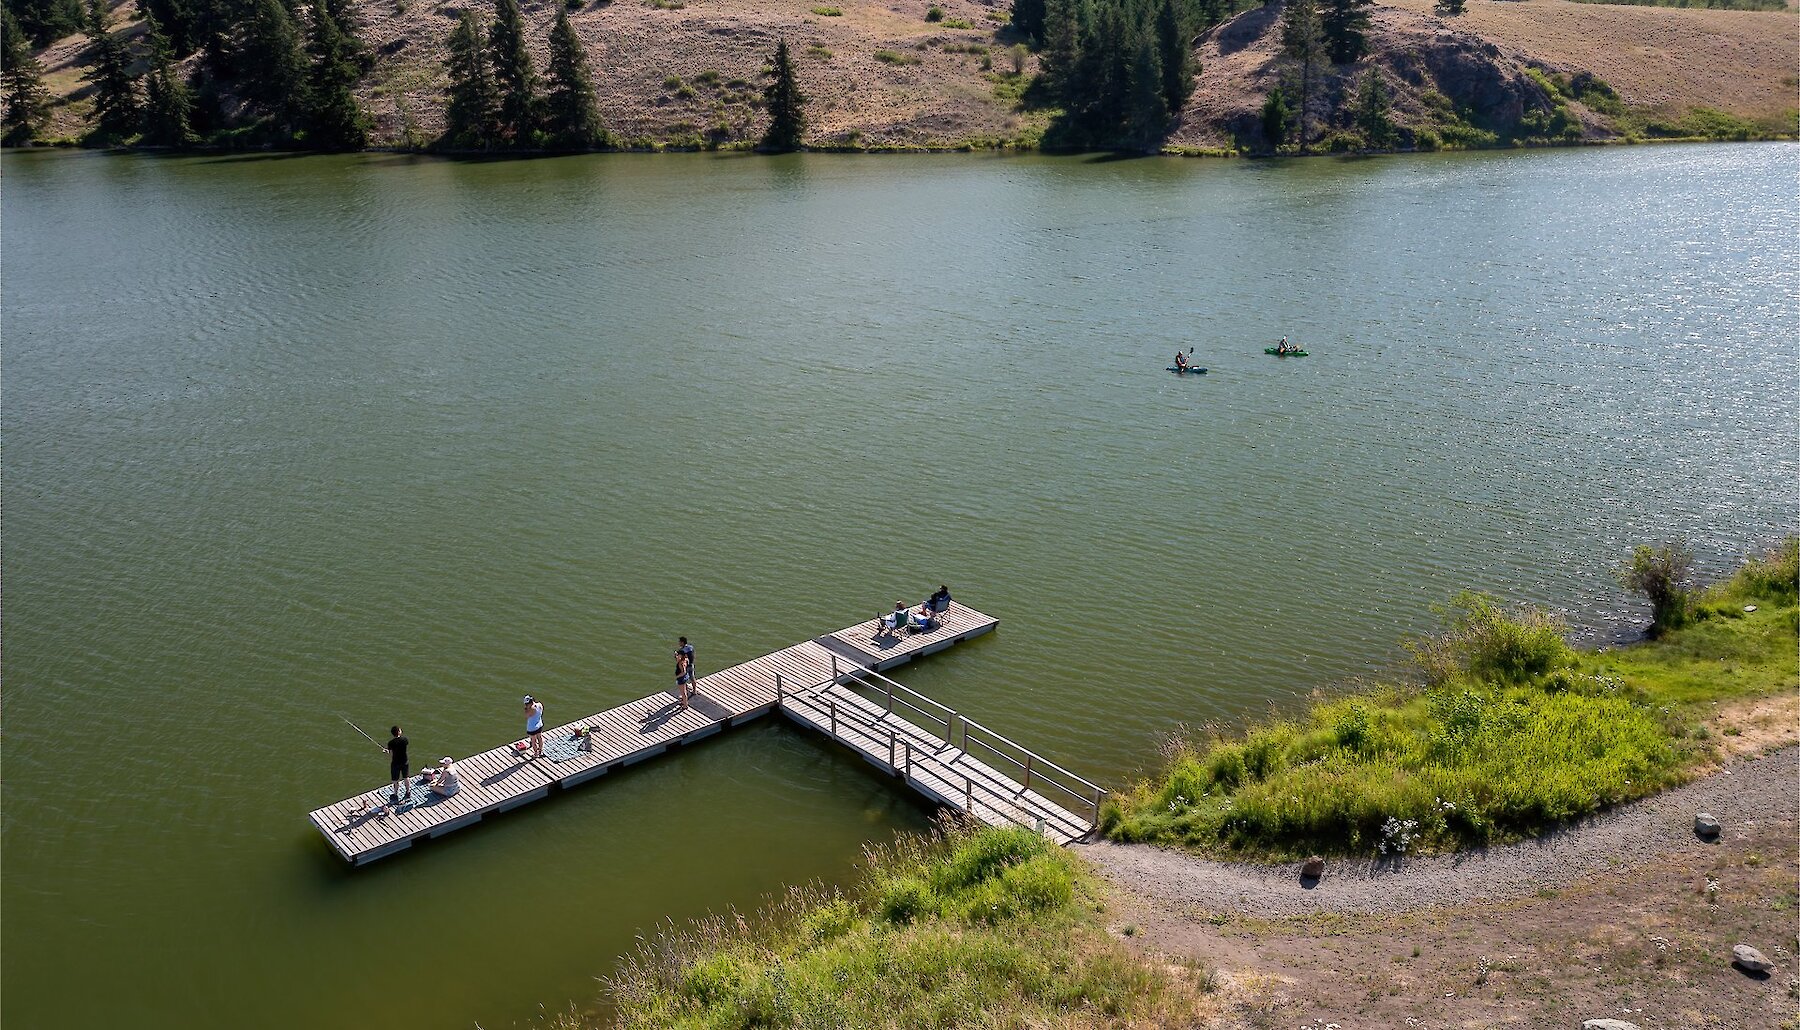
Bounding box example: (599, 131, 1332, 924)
(2, 143, 1794, 1029)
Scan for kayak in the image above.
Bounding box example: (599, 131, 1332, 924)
(1166, 366, 1208, 375)
(1265, 348, 1309, 357)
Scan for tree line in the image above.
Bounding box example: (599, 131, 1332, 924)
(2, 0, 810, 152)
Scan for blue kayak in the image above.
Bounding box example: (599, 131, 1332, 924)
(1166, 366, 1208, 375)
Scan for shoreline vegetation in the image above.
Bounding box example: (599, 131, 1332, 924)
(3, 0, 1793, 157)
(1102, 537, 1799, 859)
(584, 823, 1222, 1029)
(570, 539, 1795, 1027)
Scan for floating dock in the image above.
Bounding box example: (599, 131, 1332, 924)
(309, 604, 1106, 865)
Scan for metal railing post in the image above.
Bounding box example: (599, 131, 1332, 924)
(1023, 754, 1033, 794)
(888, 728, 896, 770)
(829, 699, 837, 737)
(775, 672, 785, 706)
(964, 776, 973, 814)
(830, 653, 839, 682)
(904, 739, 912, 778)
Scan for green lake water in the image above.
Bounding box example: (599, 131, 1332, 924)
(2, 143, 1794, 1029)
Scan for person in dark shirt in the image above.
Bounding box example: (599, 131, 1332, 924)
(677, 637, 695, 681)
(386, 726, 410, 805)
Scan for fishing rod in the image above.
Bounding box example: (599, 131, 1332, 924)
(338, 714, 386, 752)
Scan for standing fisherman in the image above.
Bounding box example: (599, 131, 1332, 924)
(522, 696, 545, 759)
(677, 636, 696, 681)
(386, 725, 410, 805)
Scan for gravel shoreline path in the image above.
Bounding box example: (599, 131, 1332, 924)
(1077, 745, 1798, 917)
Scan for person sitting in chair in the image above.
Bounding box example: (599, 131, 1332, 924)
(879, 601, 907, 635)
(928, 585, 952, 613)
(908, 602, 936, 633)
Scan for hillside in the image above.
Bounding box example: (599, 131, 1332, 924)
(1170, 0, 1797, 151)
(16, 0, 1798, 150)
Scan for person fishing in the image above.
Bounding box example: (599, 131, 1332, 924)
(522, 696, 544, 759)
(1276, 336, 1290, 355)
(1174, 350, 1189, 370)
(385, 725, 410, 805)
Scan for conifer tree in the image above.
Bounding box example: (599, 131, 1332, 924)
(140, 19, 195, 145)
(1319, 0, 1371, 65)
(1124, 28, 1167, 149)
(81, 0, 140, 141)
(1433, 0, 1465, 15)
(543, 7, 600, 149)
(487, 0, 538, 145)
(1154, 0, 1194, 117)
(12, 0, 83, 45)
(1260, 84, 1291, 148)
(238, 0, 306, 132)
(303, 0, 370, 149)
(1038, 0, 1082, 102)
(2, 8, 54, 145)
(1351, 66, 1392, 148)
(442, 10, 498, 149)
(1278, 0, 1321, 151)
(1010, 0, 1046, 42)
(759, 38, 805, 152)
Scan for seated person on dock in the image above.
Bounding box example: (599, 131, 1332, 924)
(908, 603, 936, 633)
(422, 757, 462, 797)
(928, 585, 952, 613)
(879, 601, 907, 635)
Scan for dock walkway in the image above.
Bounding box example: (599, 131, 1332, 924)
(309, 604, 1103, 865)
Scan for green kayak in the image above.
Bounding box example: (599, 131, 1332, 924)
(1265, 348, 1309, 357)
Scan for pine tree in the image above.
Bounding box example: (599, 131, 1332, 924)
(1351, 66, 1392, 148)
(81, 0, 140, 142)
(303, 0, 370, 149)
(2, 8, 54, 145)
(442, 10, 498, 149)
(238, 0, 307, 132)
(140, 20, 195, 145)
(542, 7, 600, 149)
(1124, 27, 1167, 150)
(1433, 0, 1465, 15)
(487, 0, 538, 145)
(1038, 0, 1083, 103)
(1154, 0, 1194, 117)
(759, 37, 805, 152)
(1279, 0, 1321, 151)
(1319, 0, 1371, 65)
(12, 0, 84, 45)
(1260, 84, 1291, 148)
(1011, 0, 1046, 42)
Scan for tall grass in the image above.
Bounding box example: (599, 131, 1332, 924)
(594, 822, 1215, 1028)
(1104, 539, 1799, 858)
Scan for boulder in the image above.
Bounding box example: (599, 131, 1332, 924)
(1301, 855, 1325, 879)
(1733, 944, 1774, 972)
(1581, 1020, 1641, 1030)
(1695, 813, 1721, 838)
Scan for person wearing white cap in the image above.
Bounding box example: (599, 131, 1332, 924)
(426, 757, 462, 797)
(523, 695, 545, 759)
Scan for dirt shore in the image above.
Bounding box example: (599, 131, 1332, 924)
(1088, 744, 1799, 1028)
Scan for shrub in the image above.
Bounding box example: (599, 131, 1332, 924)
(925, 4, 944, 19)
(1724, 536, 1799, 605)
(874, 49, 921, 64)
(941, 16, 973, 27)
(1412, 126, 1441, 151)
(811, 4, 842, 12)
(1009, 41, 1028, 75)
(1618, 539, 1695, 636)
(877, 876, 935, 924)
(805, 44, 834, 59)
(798, 894, 858, 941)
(1407, 592, 1574, 686)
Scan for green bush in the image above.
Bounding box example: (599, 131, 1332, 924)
(1407, 592, 1575, 686)
(811, 4, 842, 13)
(1412, 127, 1441, 151)
(1723, 536, 1799, 605)
(876, 876, 935, 924)
(874, 49, 921, 64)
(926, 4, 944, 19)
(1618, 539, 1695, 636)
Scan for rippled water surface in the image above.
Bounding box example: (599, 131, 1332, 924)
(3, 144, 1795, 1029)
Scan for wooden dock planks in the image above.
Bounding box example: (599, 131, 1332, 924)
(308, 608, 1002, 865)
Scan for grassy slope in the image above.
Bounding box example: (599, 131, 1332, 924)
(588, 824, 1217, 1029)
(1103, 540, 1799, 859)
(22, 0, 1796, 149)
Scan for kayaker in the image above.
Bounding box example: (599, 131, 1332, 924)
(1174, 351, 1188, 370)
(1276, 336, 1289, 355)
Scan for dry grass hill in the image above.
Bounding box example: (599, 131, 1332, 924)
(22, 0, 1799, 150)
